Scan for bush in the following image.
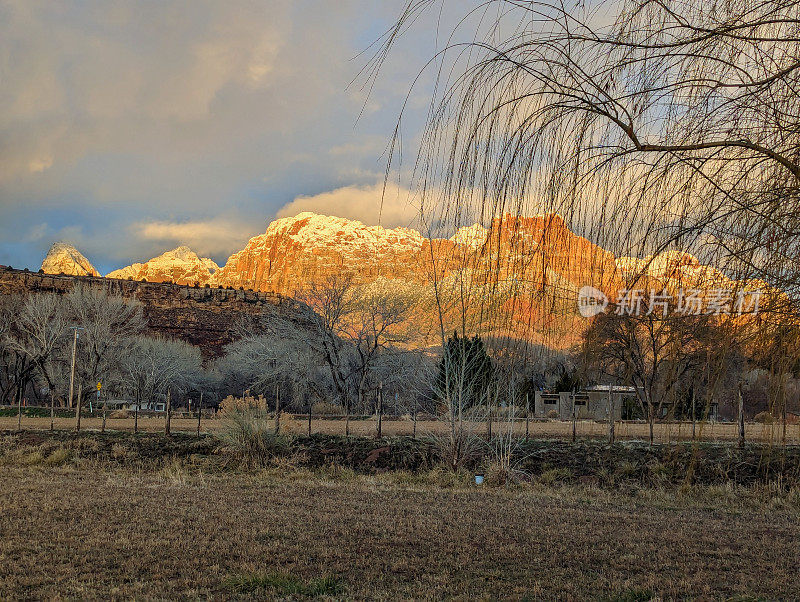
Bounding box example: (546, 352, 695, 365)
(311, 401, 344, 416)
(754, 411, 774, 424)
(217, 409, 290, 468)
(219, 394, 268, 417)
(547, 409, 559, 419)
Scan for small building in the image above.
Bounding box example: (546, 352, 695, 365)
(104, 399, 166, 412)
(534, 385, 639, 420)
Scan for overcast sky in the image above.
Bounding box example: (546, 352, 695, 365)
(0, 0, 458, 273)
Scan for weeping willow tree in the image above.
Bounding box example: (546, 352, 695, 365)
(369, 0, 800, 439)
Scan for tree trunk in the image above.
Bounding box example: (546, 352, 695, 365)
(345, 401, 350, 437)
(607, 388, 614, 444)
(50, 391, 55, 432)
(307, 400, 312, 436)
(648, 404, 654, 445)
(134, 391, 139, 434)
(691, 389, 696, 440)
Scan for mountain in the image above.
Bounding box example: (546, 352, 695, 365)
(211, 212, 626, 347)
(106, 246, 219, 286)
(214, 212, 428, 294)
(40, 242, 100, 277)
(36, 211, 767, 350)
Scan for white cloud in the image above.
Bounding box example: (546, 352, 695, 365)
(133, 218, 260, 258)
(276, 181, 420, 229)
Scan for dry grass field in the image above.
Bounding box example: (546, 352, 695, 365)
(0, 461, 798, 600)
(2, 413, 799, 444)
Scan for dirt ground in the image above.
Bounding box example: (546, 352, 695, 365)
(0, 465, 797, 600)
(2, 413, 799, 444)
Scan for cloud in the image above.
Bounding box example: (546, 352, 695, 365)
(133, 218, 260, 258)
(276, 181, 420, 229)
(0, 0, 455, 271)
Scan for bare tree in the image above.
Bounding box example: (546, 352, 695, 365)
(379, 0, 800, 296)
(67, 285, 146, 404)
(6, 294, 69, 398)
(123, 336, 203, 419)
(583, 310, 723, 442)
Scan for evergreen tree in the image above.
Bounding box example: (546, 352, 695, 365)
(435, 331, 494, 409)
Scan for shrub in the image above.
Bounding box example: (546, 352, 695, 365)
(217, 409, 290, 468)
(43, 447, 72, 466)
(547, 409, 559, 419)
(111, 443, 128, 460)
(754, 411, 774, 424)
(429, 428, 484, 472)
(538, 467, 572, 485)
(108, 409, 129, 419)
(219, 394, 268, 417)
(311, 401, 344, 416)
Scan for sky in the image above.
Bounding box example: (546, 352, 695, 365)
(0, 0, 456, 274)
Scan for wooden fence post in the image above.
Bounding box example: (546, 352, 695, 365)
(75, 386, 82, 432)
(274, 385, 281, 435)
(197, 391, 203, 437)
(525, 393, 530, 440)
(376, 382, 384, 439)
(737, 385, 745, 448)
(412, 396, 418, 440)
(165, 389, 171, 436)
(17, 390, 22, 432)
(571, 388, 576, 443)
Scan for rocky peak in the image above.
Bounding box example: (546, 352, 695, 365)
(40, 242, 100, 277)
(106, 246, 219, 286)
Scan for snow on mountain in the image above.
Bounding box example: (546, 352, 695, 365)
(214, 212, 427, 293)
(450, 223, 489, 248)
(616, 250, 729, 289)
(40, 242, 100, 277)
(106, 246, 219, 286)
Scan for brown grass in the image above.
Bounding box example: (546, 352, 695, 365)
(0, 463, 797, 599)
(3, 414, 800, 444)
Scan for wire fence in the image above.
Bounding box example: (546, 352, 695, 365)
(2, 405, 799, 445)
